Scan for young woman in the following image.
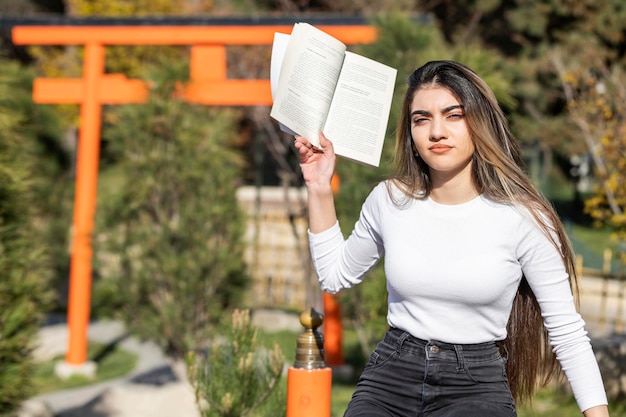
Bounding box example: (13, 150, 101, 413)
(294, 60, 609, 417)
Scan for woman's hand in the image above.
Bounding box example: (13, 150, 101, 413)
(294, 132, 338, 233)
(294, 132, 336, 190)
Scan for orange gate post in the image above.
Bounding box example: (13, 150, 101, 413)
(12, 19, 376, 377)
(64, 41, 104, 372)
(323, 173, 345, 367)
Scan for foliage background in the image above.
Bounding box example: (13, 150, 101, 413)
(93, 61, 249, 359)
(0, 60, 55, 415)
(1, 0, 626, 413)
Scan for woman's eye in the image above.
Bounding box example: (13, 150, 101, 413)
(448, 113, 464, 120)
(413, 118, 427, 125)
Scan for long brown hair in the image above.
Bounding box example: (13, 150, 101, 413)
(389, 60, 578, 404)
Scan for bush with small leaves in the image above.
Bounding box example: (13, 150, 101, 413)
(186, 310, 285, 417)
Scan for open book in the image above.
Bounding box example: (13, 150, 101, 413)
(270, 22, 397, 167)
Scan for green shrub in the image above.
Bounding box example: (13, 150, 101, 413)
(94, 61, 249, 358)
(0, 60, 54, 416)
(186, 309, 285, 417)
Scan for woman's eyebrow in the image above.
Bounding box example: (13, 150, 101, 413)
(410, 104, 464, 117)
(410, 109, 431, 117)
(443, 104, 464, 113)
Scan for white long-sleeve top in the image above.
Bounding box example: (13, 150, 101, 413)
(309, 181, 607, 412)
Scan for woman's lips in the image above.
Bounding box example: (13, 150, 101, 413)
(429, 145, 452, 154)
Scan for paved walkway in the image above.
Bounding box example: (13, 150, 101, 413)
(19, 310, 303, 417)
(19, 320, 199, 417)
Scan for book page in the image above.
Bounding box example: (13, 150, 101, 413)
(270, 32, 297, 135)
(270, 32, 290, 99)
(269, 22, 347, 148)
(323, 51, 397, 167)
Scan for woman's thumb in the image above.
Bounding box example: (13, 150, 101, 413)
(319, 131, 333, 150)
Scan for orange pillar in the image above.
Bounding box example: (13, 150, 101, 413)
(323, 293, 344, 366)
(324, 173, 344, 366)
(66, 42, 104, 365)
(286, 367, 332, 417)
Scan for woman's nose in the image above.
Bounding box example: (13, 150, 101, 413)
(429, 117, 447, 140)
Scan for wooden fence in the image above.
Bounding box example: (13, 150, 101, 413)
(577, 250, 626, 336)
(237, 186, 316, 310)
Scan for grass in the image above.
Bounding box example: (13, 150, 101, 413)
(330, 382, 355, 417)
(518, 387, 626, 416)
(568, 221, 623, 272)
(257, 328, 300, 364)
(33, 340, 138, 394)
(570, 223, 618, 252)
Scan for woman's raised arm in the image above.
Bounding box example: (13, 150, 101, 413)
(294, 131, 338, 233)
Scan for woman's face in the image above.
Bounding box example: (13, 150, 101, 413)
(410, 86, 475, 182)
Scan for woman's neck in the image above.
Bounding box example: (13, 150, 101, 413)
(430, 186, 479, 205)
(429, 168, 479, 205)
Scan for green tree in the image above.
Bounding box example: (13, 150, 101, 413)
(552, 57, 626, 261)
(94, 61, 249, 359)
(186, 309, 285, 417)
(8, 53, 73, 310)
(0, 59, 54, 416)
(416, 0, 626, 196)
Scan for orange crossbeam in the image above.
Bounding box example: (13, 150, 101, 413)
(34, 75, 148, 104)
(183, 81, 272, 105)
(12, 25, 377, 45)
(16, 25, 377, 107)
(35, 77, 271, 106)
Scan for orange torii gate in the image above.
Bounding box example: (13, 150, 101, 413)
(11, 17, 375, 374)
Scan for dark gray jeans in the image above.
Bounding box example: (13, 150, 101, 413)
(344, 328, 517, 417)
